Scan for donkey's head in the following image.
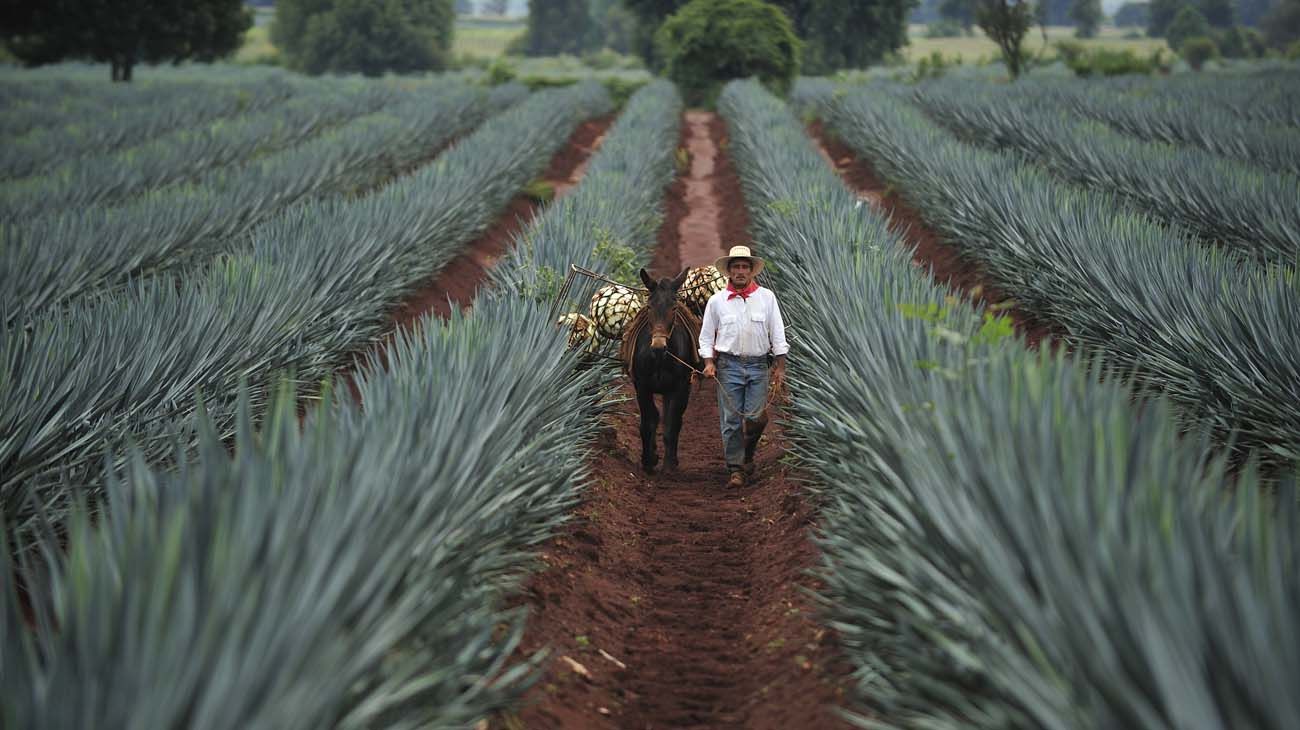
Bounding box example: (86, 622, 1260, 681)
(639, 267, 689, 351)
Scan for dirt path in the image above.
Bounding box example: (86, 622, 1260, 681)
(808, 121, 1057, 348)
(501, 112, 851, 730)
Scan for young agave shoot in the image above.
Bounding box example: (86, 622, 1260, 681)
(590, 284, 645, 340)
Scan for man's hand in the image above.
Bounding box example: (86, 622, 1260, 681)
(771, 364, 786, 394)
(703, 359, 716, 378)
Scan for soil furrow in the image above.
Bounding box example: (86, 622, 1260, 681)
(807, 120, 1058, 348)
(501, 111, 850, 730)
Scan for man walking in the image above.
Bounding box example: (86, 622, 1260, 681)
(698, 245, 788, 488)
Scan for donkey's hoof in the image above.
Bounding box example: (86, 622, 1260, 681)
(661, 460, 679, 476)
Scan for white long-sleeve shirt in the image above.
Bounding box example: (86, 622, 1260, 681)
(698, 286, 789, 360)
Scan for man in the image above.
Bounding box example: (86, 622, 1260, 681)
(698, 245, 788, 488)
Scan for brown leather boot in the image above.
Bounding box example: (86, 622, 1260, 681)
(727, 470, 746, 488)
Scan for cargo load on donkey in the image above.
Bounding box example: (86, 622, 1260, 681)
(552, 264, 723, 474)
(554, 264, 725, 351)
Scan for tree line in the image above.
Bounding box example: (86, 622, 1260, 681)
(3, 0, 1297, 81)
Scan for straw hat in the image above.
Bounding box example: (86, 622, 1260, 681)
(713, 245, 765, 277)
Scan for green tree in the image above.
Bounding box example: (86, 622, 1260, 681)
(1179, 33, 1218, 67)
(525, 0, 594, 55)
(274, 0, 453, 76)
(1214, 24, 1262, 55)
(1236, 0, 1275, 26)
(625, 0, 912, 73)
(1148, 0, 1186, 35)
(939, 0, 976, 29)
(1037, 0, 1073, 24)
(1263, 0, 1300, 47)
(976, 0, 1034, 78)
(1166, 4, 1210, 48)
(801, 0, 917, 73)
(1071, 0, 1104, 36)
(1113, 2, 1151, 27)
(654, 0, 799, 106)
(1200, 0, 1234, 26)
(1, 0, 250, 81)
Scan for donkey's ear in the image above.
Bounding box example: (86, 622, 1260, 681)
(639, 268, 655, 290)
(670, 267, 690, 290)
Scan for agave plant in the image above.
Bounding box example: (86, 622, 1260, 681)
(992, 78, 1300, 178)
(0, 74, 299, 180)
(0, 83, 525, 325)
(1, 79, 682, 728)
(909, 81, 1300, 267)
(0, 83, 612, 541)
(490, 79, 682, 315)
(721, 77, 1300, 730)
(3, 295, 605, 729)
(816, 86, 1300, 467)
(0, 80, 402, 222)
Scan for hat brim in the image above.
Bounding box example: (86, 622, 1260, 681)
(714, 255, 765, 278)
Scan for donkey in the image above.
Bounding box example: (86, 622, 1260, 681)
(625, 267, 697, 475)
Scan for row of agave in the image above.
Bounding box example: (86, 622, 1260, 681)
(994, 77, 1300, 178)
(721, 77, 1300, 730)
(491, 78, 717, 351)
(1, 82, 526, 324)
(0, 78, 402, 222)
(0, 72, 300, 180)
(909, 79, 1300, 267)
(0, 82, 610, 540)
(0, 76, 227, 137)
(1, 78, 683, 730)
(1117, 71, 1300, 129)
(797, 81, 1300, 467)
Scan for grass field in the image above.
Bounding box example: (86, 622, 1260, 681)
(453, 20, 527, 59)
(235, 23, 277, 64)
(902, 24, 1169, 62)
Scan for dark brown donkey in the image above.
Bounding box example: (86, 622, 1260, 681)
(624, 268, 698, 474)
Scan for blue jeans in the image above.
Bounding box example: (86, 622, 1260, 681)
(715, 353, 770, 472)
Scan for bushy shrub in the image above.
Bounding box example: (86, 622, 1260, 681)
(1064, 46, 1164, 75)
(273, 0, 453, 76)
(1180, 34, 1220, 69)
(653, 0, 799, 106)
(1216, 25, 1265, 57)
(484, 57, 517, 84)
(1166, 5, 1211, 50)
(926, 19, 965, 37)
(1053, 38, 1087, 64)
(912, 51, 962, 81)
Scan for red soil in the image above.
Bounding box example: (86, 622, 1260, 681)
(808, 121, 1058, 348)
(499, 113, 852, 730)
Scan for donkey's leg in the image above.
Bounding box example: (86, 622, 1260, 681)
(637, 387, 660, 474)
(662, 385, 690, 473)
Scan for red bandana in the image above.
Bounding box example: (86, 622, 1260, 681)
(726, 281, 759, 300)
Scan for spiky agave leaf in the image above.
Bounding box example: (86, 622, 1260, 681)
(721, 78, 1300, 730)
(819, 84, 1300, 467)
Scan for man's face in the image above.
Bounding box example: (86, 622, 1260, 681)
(728, 259, 753, 288)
